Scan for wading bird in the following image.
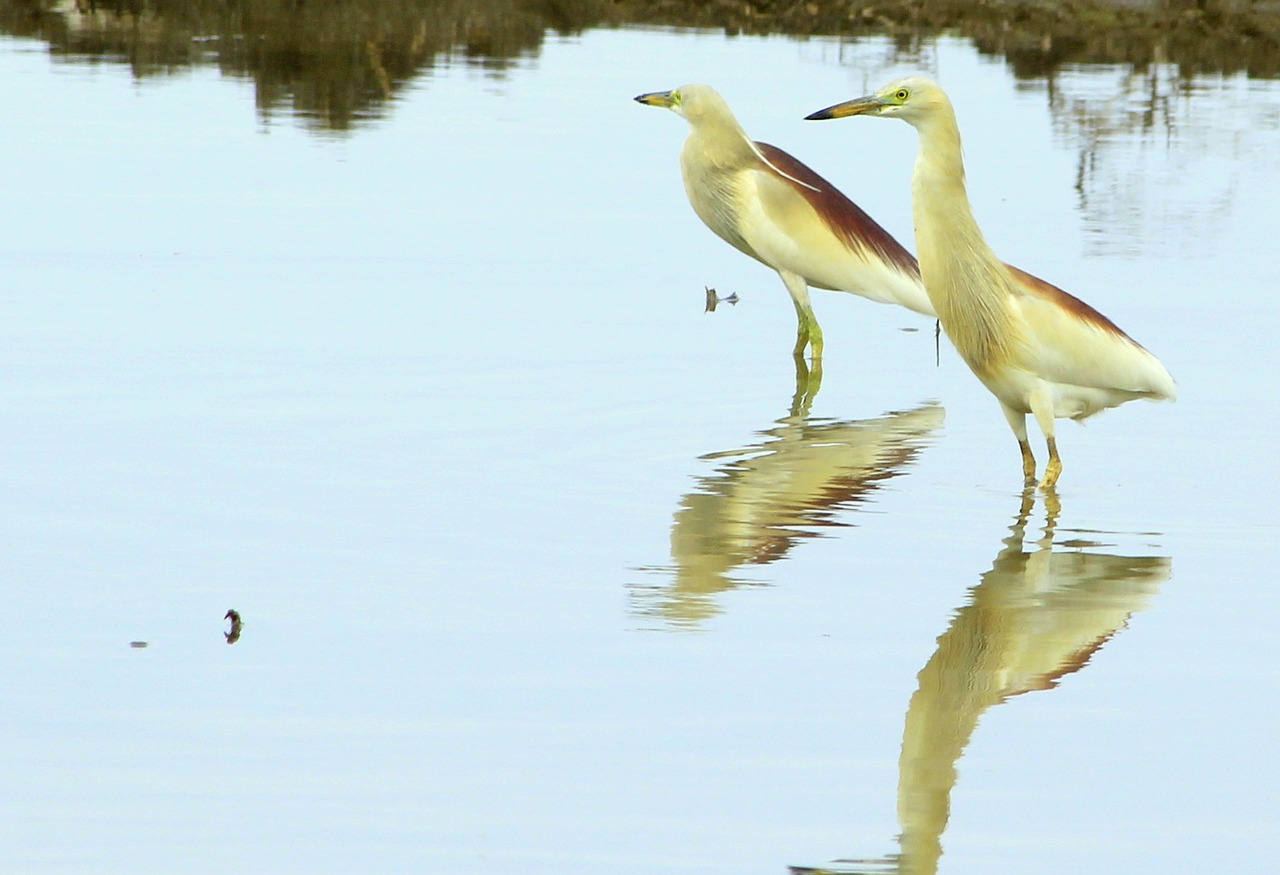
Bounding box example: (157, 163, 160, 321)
(634, 84, 933, 360)
(806, 77, 1176, 489)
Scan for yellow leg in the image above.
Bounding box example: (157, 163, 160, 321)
(1018, 438, 1037, 486)
(790, 309, 824, 361)
(808, 315, 824, 360)
(1039, 436, 1063, 491)
(781, 270, 822, 361)
(1026, 385, 1061, 491)
(792, 320, 810, 358)
(1001, 404, 1036, 487)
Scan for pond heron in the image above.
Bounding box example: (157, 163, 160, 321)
(806, 77, 1175, 489)
(634, 84, 933, 360)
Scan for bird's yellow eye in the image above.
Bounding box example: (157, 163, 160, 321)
(895, 88, 909, 101)
(671, 91, 682, 107)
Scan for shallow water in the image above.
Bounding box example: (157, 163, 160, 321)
(0, 10, 1277, 875)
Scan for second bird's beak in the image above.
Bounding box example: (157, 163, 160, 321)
(634, 90, 676, 108)
(805, 95, 887, 120)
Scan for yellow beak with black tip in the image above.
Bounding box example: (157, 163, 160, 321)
(634, 90, 677, 108)
(805, 95, 890, 120)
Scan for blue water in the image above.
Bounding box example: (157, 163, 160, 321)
(0, 22, 1277, 875)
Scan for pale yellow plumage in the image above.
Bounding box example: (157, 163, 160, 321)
(807, 77, 1176, 489)
(635, 84, 932, 360)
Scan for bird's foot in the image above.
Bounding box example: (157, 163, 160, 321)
(1038, 460, 1062, 492)
(1039, 440, 1062, 491)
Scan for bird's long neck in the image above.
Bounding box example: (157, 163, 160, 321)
(683, 115, 757, 171)
(680, 117, 760, 255)
(910, 108, 1019, 374)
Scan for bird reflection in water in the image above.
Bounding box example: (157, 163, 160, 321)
(632, 401, 944, 628)
(791, 492, 1170, 875)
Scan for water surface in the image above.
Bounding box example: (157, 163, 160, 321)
(0, 10, 1277, 875)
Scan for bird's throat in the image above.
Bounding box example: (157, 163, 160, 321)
(911, 128, 1019, 374)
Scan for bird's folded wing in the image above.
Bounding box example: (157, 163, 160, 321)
(753, 141, 918, 276)
(1007, 265, 1175, 398)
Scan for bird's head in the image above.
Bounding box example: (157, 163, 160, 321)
(634, 84, 733, 127)
(805, 76, 947, 127)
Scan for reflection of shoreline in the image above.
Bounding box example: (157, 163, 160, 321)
(616, 0, 1280, 79)
(3, 0, 1278, 138)
(793, 493, 1171, 875)
(0, 0, 557, 130)
(632, 402, 943, 628)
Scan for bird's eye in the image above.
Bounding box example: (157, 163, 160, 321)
(671, 91, 682, 106)
(895, 88, 909, 101)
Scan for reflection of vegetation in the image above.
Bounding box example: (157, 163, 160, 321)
(632, 402, 943, 628)
(1, 1, 1274, 243)
(620, 0, 1280, 80)
(3, 0, 1279, 135)
(3, 0, 1280, 139)
(1041, 63, 1262, 258)
(792, 492, 1170, 875)
(0, 0, 618, 131)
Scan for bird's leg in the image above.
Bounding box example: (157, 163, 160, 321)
(780, 271, 822, 361)
(807, 314, 825, 360)
(790, 355, 812, 417)
(1029, 389, 1061, 492)
(1040, 436, 1063, 491)
(789, 307, 823, 360)
(1019, 439, 1037, 485)
(792, 318, 810, 358)
(1001, 404, 1036, 486)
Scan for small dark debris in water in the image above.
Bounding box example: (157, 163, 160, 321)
(129, 641, 148, 649)
(704, 285, 739, 313)
(224, 609, 243, 644)
(901, 327, 919, 332)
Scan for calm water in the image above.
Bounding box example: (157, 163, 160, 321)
(1, 9, 1278, 875)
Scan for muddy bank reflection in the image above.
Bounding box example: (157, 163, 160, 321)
(621, 0, 1280, 79)
(4, 0, 1280, 137)
(794, 493, 1170, 874)
(632, 398, 943, 628)
(0, 0, 608, 130)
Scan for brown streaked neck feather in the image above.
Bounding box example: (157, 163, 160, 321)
(910, 101, 1020, 373)
(678, 107, 762, 261)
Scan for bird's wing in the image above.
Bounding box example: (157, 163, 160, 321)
(753, 142, 919, 278)
(1006, 265, 1176, 398)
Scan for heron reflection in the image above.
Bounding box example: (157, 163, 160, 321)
(793, 492, 1170, 875)
(632, 400, 944, 628)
